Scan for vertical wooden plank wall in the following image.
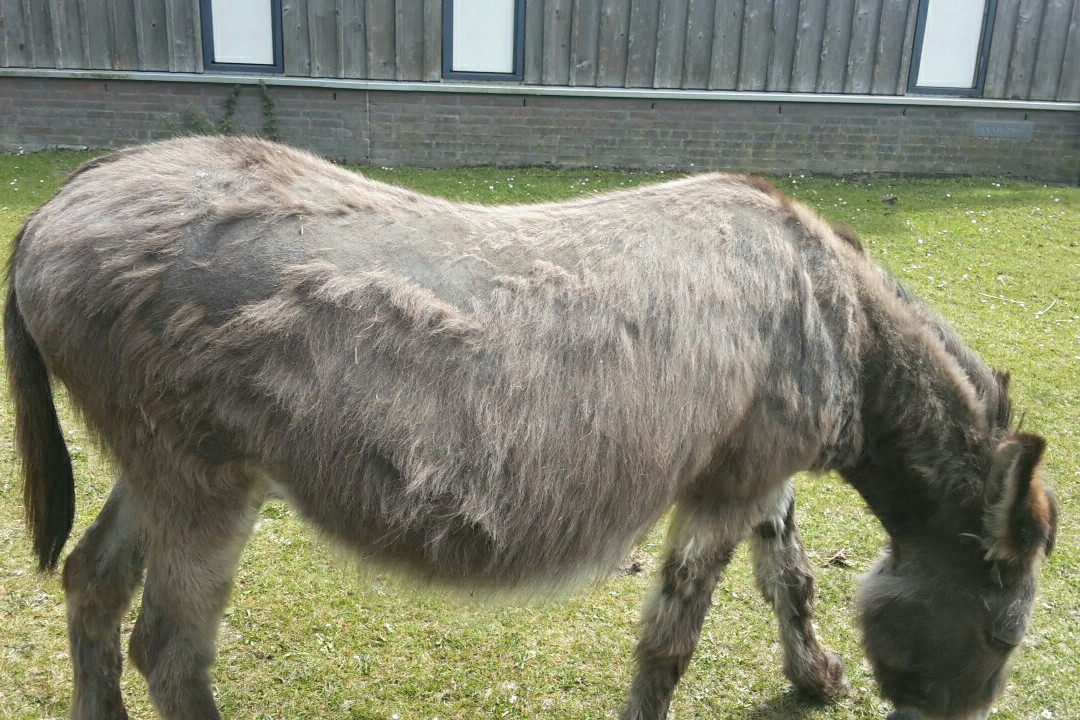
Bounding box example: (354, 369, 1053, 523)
(110, 0, 141, 69)
(892, 0, 918, 93)
(870, 0, 911, 94)
(708, 0, 742, 89)
(164, 0, 200, 72)
(308, 0, 341, 77)
(681, 0, 713, 89)
(1005, 0, 1045, 99)
(541, 0, 571, 85)
(790, 0, 827, 91)
(365, 0, 395, 78)
(845, 0, 882, 93)
(522, 0, 1079, 99)
(0, 0, 30, 67)
(50, 0, 86, 68)
(653, 0, 688, 88)
(134, 0, 170, 70)
(736, 0, 771, 90)
(340, 0, 368, 77)
(283, 0, 313, 75)
(986, 0, 1079, 101)
(1030, 0, 1072, 100)
(421, 0, 440, 80)
(84, 0, 111, 68)
(395, 0, 423, 80)
(985, 0, 1021, 98)
(25, 0, 56, 68)
(624, 0, 658, 87)
(817, 0, 855, 92)
(768, 0, 800, 91)
(1, 0, 1078, 102)
(595, 0, 630, 87)
(570, 0, 600, 85)
(523, 0, 545, 83)
(1057, 2, 1080, 101)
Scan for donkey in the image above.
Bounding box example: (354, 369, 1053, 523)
(6, 137, 1055, 720)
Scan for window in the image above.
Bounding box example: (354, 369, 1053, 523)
(200, 0, 284, 73)
(443, 0, 525, 81)
(908, 0, 997, 96)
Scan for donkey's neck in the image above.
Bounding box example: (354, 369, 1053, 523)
(839, 293, 992, 543)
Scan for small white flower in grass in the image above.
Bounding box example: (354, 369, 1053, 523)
(1041, 710, 1052, 719)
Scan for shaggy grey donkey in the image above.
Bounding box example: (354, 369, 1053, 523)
(5, 137, 1056, 720)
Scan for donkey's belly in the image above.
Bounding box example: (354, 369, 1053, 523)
(262, 445, 652, 590)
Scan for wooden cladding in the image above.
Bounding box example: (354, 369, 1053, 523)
(0, 0, 1076, 101)
(0, 0, 201, 72)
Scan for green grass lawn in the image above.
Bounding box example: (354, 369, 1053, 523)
(0, 150, 1077, 720)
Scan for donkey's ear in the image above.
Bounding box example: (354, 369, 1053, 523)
(984, 433, 1056, 562)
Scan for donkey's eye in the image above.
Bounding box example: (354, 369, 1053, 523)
(985, 629, 1018, 653)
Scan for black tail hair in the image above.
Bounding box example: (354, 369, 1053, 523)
(5, 225, 75, 572)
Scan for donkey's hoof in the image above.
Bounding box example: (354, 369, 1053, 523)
(793, 652, 850, 702)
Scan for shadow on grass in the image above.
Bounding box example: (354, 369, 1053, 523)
(743, 689, 833, 720)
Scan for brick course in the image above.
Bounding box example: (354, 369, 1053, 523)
(1, 77, 1077, 183)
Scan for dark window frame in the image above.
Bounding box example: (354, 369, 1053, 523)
(907, 0, 998, 96)
(200, 0, 285, 74)
(442, 0, 526, 82)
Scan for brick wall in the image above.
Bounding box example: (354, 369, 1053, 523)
(2, 77, 1078, 183)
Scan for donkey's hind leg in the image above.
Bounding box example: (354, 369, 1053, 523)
(621, 505, 740, 720)
(750, 480, 849, 701)
(127, 467, 262, 720)
(62, 479, 147, 720)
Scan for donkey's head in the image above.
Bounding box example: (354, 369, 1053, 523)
(857, 433, 1056, 720)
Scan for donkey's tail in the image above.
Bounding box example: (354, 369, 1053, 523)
(5, 226, 75, 572)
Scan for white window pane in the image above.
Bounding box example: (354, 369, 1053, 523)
(212, 0, 275, 65)
(452, 0, 516, 74)
(916, 0, 987, 88)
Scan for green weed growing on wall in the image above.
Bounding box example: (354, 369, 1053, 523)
(169, 83, 278, 140)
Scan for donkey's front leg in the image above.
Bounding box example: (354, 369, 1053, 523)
(750, 481, 849, 701)
(621, 506, 739, 720)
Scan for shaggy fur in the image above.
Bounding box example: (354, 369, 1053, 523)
(5, 136, 1055, 720)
